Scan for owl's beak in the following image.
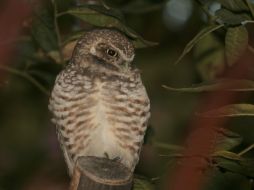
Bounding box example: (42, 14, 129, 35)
(121, 61, 130, 71)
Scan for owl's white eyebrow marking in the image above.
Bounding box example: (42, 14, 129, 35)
(127, 54, 135, 62)
(111, 44, 135, 62)
(90, 46, 96, 55)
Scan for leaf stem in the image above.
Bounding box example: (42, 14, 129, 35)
(242, 20, 254, 25)
(0, 65, 50, 96)
(238, 144, 254, 156)
(52, 0, 64, 64)
(57, 11, 68, 17)
(101, 0, 110, 10)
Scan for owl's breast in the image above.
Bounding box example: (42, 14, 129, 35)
(94, 75, 150, 168)
(84, 77, 129, 157)
(50, 68, 150, 171)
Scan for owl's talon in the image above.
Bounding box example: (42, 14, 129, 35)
(104, 152, 109, 159)
(112, 156, 121, 162)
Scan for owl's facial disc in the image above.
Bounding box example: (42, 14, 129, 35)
(90, 42, 132, 71)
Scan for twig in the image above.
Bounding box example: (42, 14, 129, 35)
(52, 0, 64, 64)
(70, 166, 81, 190)
(0, 65, 50, 95)
(238, 144, 254, 156)
(250, 179, 254, 190)
(151, 176, 160, 182)
(57, 11, 68, 17)
(101, 0, 110, 9)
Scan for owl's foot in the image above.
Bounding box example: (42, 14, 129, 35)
(104, 152, 109, 159)
(103, 152, 121, 162)
(112, 156, 121, 162)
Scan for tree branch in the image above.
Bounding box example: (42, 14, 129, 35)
(70, 156, 133, 190)
(0, 65, 50, 95)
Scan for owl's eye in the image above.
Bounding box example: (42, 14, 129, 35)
(106, 49, 118, 57)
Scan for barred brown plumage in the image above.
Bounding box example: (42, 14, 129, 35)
(48, 29, 150, 176)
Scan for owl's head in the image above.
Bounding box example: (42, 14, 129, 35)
(72, 29, 135, 72)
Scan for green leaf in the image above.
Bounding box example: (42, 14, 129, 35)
(218, 0, 249, 12)
(133, 176, 154, 190)
(67, 5, 126, 32)
(61, 31, 86, 61)
(163, 79, 254, 92)
(122, 0, 165, 14)
(194, 33, 225, 80)
(215, 8, 251, 26)
(199, 104, 254, 117)
(225, 26, 249, 66)
(132, 36, 159, 49)
(213, 151, 254, 178)
(174, 24, 223, 64)
(153, 142, 184, 152)
(31, 7, 58, 52)
(197, 50, 225, 80)
(213, 150, 242, 161)
(65, 5, 158, 48)
(30, 2, 61, 63)
(62, 30, 85, 45)
(215, 129, 242, 151)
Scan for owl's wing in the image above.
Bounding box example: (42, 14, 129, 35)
(49, 67, 93, 175)
(128, 77, 150, 160)
(56, 125, 75, 175)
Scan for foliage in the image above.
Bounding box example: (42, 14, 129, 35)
(61, 4, 158, 48)
(175, 0, 254, 67)
(162, 0, 254, 188)
(133, 175, 155, 190)
(169, 0, 254, 119)
(1, 0, 254, 189)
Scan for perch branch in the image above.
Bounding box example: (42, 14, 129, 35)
(69, 156, 133, 190)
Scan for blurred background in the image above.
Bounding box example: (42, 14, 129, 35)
(0, 0, 254, 189)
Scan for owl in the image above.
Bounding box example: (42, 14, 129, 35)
(49, 29, 150, 175)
